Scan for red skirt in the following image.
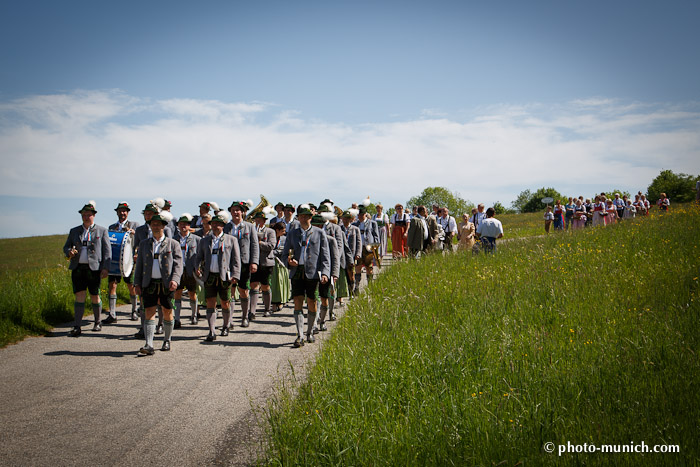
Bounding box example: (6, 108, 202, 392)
(391, 225, 407, 257)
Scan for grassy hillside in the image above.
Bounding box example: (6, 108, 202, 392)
(263, 206, 700, 466)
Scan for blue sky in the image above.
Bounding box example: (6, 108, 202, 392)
(1, 0, 699, 237)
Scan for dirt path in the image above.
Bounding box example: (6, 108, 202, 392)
(0, 258, 394, 466)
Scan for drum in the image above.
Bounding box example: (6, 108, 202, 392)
(108, 230, 134, 277)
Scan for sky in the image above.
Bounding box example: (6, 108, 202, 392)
(1, 0, 699, 238)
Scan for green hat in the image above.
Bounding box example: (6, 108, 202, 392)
(358, 206, 367, 215)
(297, 204, 313, 216)
(319, 198, 333, 206)
(142, 203, 159, 214)
(317, 204, 332, 213)
(178, 213, 194, 224)
(308, 203, 317, 211)
(79, 200, 97, 214)
(341, 210, 353, 218)
(228, 201, 248, 212)
(311, 214, 325, 226)
(284, 203, 295, 211)
(274, 202, 285, 209)
(251, 211, 266, 220)
(211, 211, 231, 224)
(148, 211, 173, 225)
(163, 199, 172, 209)
(114, 202, 130, 212)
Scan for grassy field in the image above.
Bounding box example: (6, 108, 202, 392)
(263, 206, 699, 465)
(0, 234, 132, 347)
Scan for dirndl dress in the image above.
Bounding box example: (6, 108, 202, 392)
(270, 257, 291, 304)
(336, 267, 350, 298)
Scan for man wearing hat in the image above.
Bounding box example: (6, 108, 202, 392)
(63, 201, 112, 336)
(407, 205, 428, 258)
(224, 201, 260, 328)
(282, 205, 331, 347)
(190, 202, 219, 231)
(311, 214, 339, 333)
(133, 210, 183, 354)
(340, 209, 362, 296)
(195, 211, 241, 341)
(133, 201, 173, 337)
(105, 202, 140, 324)
(352, 206, 380, 291)
(317, 204, 344, 322)
(250, 211, 277, 317)
(173, 213, 201, 327)
(282, 203, 298, 232)
(268, 202, 286, 227)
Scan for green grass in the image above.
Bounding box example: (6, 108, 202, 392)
(263, 206, 700, 466)
(0, 234, 133, 347)
(499, 210, 545, 238)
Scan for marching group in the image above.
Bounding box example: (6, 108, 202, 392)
(543, 191, 672, 233)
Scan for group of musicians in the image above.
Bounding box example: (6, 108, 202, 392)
(63, 198, 384, 353)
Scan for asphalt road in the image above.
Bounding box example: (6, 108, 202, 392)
(0, 289, 360, 466)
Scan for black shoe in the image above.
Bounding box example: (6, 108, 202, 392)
(174, 320, 182, 329)
(130, 311, 139, 321)
(68, 327, 81, 337)
(205, 332, 216, 342)
(134, 329, 145, 339)
(320, 322, 327, 331)
(312, 327, 319, 335)
(197, 312, 203, 319)
(155, 325, 164, 335)
(293, 337, 304, 348)
(249, 313, 256, 321)
(241, 319, 249, 328)
(139, 345, 155, 356)
(161, 340, 171, 351)
(329, 311, 337, 321)
(102, 315, 117, 325)
(306, 334, 315, 344)
(190, 317, 197, 325)
(220, 327, 229, 337)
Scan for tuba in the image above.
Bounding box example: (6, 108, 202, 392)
(245, 195, 271, 222)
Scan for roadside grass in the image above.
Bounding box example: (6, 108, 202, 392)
(0, 235, 132, 347)
(263, 206, 700, 466)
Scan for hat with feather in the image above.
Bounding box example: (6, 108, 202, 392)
(178, 213, 194, 224)
(317, 203, 336, 221)
(297, 203, 313, 216)
(114, 202, 130, 212)
(228, 201, 248, 212)
(211, 210, 231, 224)
(79, 200, 97, 214)
(148, 210, 173, 225)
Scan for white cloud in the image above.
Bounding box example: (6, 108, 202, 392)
(1, 90, 699, 216)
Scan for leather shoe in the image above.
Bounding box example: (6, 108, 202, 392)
(68, 327, 81, 337)
(190, 317, 197, 325)
(263, 311, 270, 317)
(293, 337, 304, 348)
(241, 319, 249, 328)
(155, 325, 164, 335)
(102, 315, 117, 325)
(130, 311, 139, 321)
(161, 340, 171, 351)
(220, 327, 229, 337)
(249, 313, 256, 321)
(139, 345, 155, 356)
(134, 329, 145, 339)
(306, 334, 315, 344)
(328, 311, 337, 321)
(174, 320, 182, 329)
(319, 322, 327, 331)
(92, 323, 102, 332)
(205, 332, 216, 342)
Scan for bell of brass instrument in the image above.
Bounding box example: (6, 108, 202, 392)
(245, 195, 271, 222)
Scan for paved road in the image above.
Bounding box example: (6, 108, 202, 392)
(0, 258, 394, 467)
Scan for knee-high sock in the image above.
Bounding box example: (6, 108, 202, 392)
(319, 304, 328, 323)
(240, 297, 249, 320)
(249, 290, 259, 316)
(206, 308, 216, 334)
(92, 302, 101, 323)
(222, 308, 230, 330)
(145, 319, 156, 347)
(174, 299, 182, 321)
(294, 309, 304, 339)
(163, 319, 174, 342)
(189, 299, 198, 319)
(74, 302, 85, 327)
(157, 306, 163, 327)
(328, 296, 335, 316)
(306, 311, 317, 337)
(130, 295, 137, 312)
(108, 294, 117, 317)
(262, 290, 271, 312)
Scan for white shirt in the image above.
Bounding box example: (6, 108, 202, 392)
(78, 225, 93, 264)
(471, 211, 486, 228)
(299, 226, 312, 266)
(438, 215, 457, 233)
(151, 235, 165, 279)
(477, 218, 503, 238)
(210, 233, 223, 274)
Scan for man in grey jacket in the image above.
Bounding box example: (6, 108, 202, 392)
(312, 214, 339, 333)
(105, 202, 140, 324)
(196, 211, 241, 341)
(225, 201, 260, 327)
(133, 211, 183, 354)
(173, 213, 201, 327)
(340, 209, 362, 296)
(282, 205, 331, 347)
(250, 211, 277, 317)
(63, 201, 112, 336)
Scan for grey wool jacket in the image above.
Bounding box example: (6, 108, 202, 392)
(281, 225, 331, 280)
(224, 221, 260, 265)
(195, 233, 242, 283)
(256, 226, 277, 268)
(173, 231, 201, 276)
(63, 224, 112, 271)
(133, 236, 184, 288)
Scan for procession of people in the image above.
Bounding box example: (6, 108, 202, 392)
(63, 191, 671, 353)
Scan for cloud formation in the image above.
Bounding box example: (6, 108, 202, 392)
(1, 90, 699, 210)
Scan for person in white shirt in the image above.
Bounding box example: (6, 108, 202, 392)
(470, 204, 486, 230)
(476, 207, 504, 254)
(437, 207, 458, 252)
(105, 202, 140, 324)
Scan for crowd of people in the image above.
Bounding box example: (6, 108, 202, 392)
(544, 191, 671, 233)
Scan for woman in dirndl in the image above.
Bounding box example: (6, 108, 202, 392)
(390, 203, 409, 258)
(372, 204, 390, 258)
(572, 199, 587, 230)
(605, 199, 618, 225)
(457, 213, 476, 251)
(553, 200, 565, 230)
(270, 222, 291, 312)
(591, 196, 606, 227)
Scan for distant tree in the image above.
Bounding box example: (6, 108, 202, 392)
(406, 187, 474, 217)
(492, 201, 507, 215)
(510, 189, 532, 213)
(518, 187, 566, 213)
(647, 169, 699, 204)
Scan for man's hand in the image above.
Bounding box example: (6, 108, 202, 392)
(250, 263, 258, 274)
(320, 275, 329, 284)
(135, 286, 142, 296)
(169, 281, 178, 291)
(100, 269, 109, 279)
(288, 258, 299, 267)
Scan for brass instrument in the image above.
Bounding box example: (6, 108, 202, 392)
(334, 206, 343, 218)
(245, 195, 271, 222)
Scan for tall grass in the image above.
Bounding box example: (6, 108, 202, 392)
(263, 206, 700, 465)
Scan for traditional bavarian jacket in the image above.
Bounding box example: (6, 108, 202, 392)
(63, 223, 111, 271)
(108, 220, 140, 232)
(282, 225, 331, 280)
(256, 225, 277, 268)
(224, 220, 260, 266)
(341, 224, 362, 259)
(133, 235, 183, 288)
(195, 232, 241, 283)
(173, 231, 201, 277)
(352, 218, 380, 247)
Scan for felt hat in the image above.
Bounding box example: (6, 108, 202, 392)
(297, 204, 313, 216)
(163, 199, 172, 209)
(211, 211, 231, 224)
(148, 210, 173, 225)
(251, 211, 266, 220)
(79, 200, 97, 214)
(317, 204, 335, 221)
(142, 203, 159, 214)
(229, 201, 248, 212)
(358, 205, 367, 215)
(178, 213, 193, 223)
(311, 214, 325, 226)
(319, 198, 334, 206)
(274, 202, 285, 209)
(341, 210, 354, 219)
(283, 203, 295, 211)
(114, 202, 130, 212)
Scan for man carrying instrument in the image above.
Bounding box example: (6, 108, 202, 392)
(195, 211, 241, 341)
(63, 201, 111, 336)
(133, 211, 183, 354)
(281, 205, 331, 347)
(352, 206, 380, 292)
(340, 209, 361, 296)
(250, 211, 276, 317)
(224, 201, 260, 327)
(173, 213, 201, 327)
(105, 202, 139, 324)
